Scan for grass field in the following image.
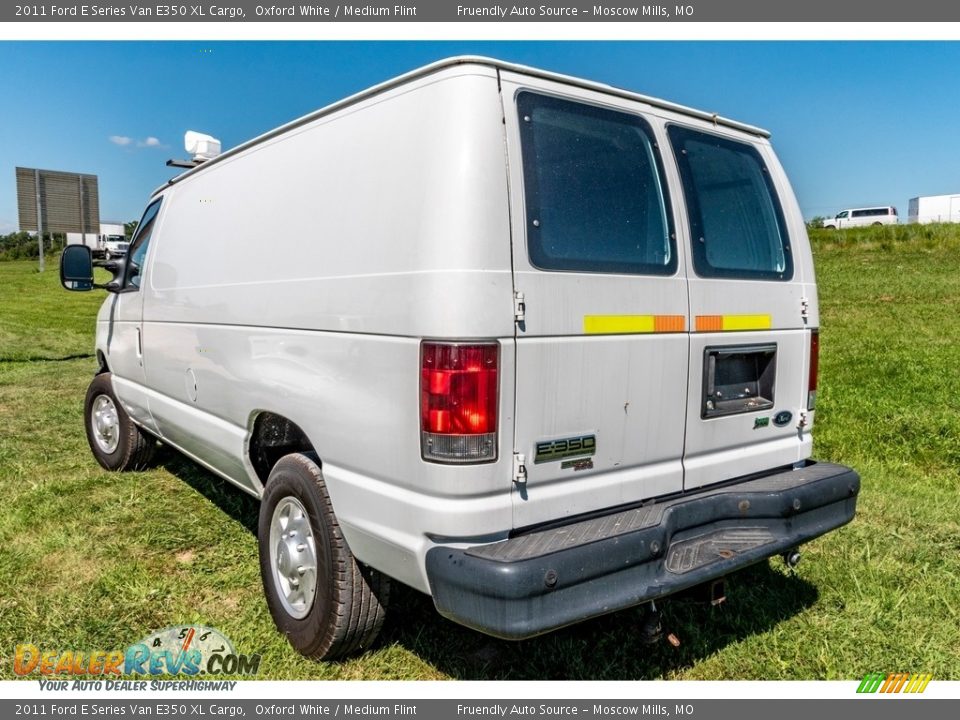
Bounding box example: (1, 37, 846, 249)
(1, 224, 959, 680)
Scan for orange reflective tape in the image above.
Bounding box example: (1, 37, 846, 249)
(653, 315, 686, 332)
(695, 315, 723, 332)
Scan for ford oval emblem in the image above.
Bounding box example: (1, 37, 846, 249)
(774, 411, 793, 427)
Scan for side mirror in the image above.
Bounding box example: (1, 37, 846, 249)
(60, 245, 126, 292)
(60, 245, 94, 291)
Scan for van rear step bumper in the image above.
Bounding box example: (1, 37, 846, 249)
(425, 461, 859, 640)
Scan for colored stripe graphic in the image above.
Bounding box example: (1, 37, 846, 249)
(857, 672, 886, 693)
(911, 674, 933, 693)
(584, 315, 685, 334)
(857, 672, 932, 694)
(695, 314, 772, 332)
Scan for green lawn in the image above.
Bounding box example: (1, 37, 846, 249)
(1, 228, 958, 680)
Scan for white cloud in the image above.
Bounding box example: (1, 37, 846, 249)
(110, 135, 165, 149)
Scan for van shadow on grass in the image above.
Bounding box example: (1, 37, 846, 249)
(157, 446, 260, 536)
(154, 447, 819, 680)
(380, 563, 819, 680)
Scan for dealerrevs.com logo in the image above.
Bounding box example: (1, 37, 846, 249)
(14, 625, 261, 680)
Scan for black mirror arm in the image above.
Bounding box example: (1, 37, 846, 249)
(91, 259, 129, 293)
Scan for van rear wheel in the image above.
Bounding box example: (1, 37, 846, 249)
(258, 452, 389, 660)
(84, 373, 156, 471)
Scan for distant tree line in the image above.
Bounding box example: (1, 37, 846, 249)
(0, 232, 66, 261)
(1, 221, 138, 261)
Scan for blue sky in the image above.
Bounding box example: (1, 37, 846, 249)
(2, 41, 960, 232)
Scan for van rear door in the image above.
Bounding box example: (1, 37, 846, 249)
(667, 125, 812, 490)
(500, 75, 690, 530)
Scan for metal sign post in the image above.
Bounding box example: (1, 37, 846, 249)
(33, 169, 45, 272)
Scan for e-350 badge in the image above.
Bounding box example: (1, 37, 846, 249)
(535, 434, 597, 464)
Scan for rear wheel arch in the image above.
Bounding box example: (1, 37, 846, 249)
(247, 411, 318, 486)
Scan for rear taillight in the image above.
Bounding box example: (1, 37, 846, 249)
(421, 342, 498, 463)
(807, 329, 819, 410)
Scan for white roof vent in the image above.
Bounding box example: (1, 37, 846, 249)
(184, 131, 221, 161)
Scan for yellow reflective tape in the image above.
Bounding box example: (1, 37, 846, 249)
(904, 674, 921, 693)
(584, 315, 685, 334)
(917, 674, 933, 693)
(695, 314, 773, 332)
(721, 314, 773, 331)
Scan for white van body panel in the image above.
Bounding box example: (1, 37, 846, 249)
(500, 70, 691, 528)
(679, 142, 815, 490)
(94, 57, 828, 598)
(120, 65, 512, 592)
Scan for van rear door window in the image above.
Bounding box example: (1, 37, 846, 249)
(518, 92, 675, 275)
(669, 126, 792, 281)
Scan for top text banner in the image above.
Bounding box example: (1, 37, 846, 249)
(4, 1, 959, 22)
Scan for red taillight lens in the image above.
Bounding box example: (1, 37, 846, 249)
(421, 342, 498, 463)
(807, 330, 819, 410)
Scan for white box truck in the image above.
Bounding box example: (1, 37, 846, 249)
(907, 194, 960, 224)
(60, 57, 859, 660)
(65, 231, 99, 250)
(98, 222, 129, 259)
(66, 222, 130, 259)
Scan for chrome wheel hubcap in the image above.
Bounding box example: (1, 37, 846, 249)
(269, 497, 318, 619)
(90, 394, 120, 454)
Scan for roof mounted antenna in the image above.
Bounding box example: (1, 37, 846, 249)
(166, 131, 222, 169)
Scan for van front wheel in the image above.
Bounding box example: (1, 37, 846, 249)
(84, 373, 156, 471)
(258, 453, 389, 660)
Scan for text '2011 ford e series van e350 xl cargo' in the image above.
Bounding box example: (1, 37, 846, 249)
(61, 57, 860, 660)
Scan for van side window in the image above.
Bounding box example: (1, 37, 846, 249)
(125, 198, 162, 290)
(669, 126, 793, 281)
(518, 92, 676, 275)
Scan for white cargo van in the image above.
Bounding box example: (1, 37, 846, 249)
(823, 206, 898, 229)
(60, 57, 859, 659)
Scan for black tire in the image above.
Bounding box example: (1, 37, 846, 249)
(83, 372, 156, 471)
(258, 452, 389, 660)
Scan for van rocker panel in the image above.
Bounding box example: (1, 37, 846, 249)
(425, 461, 858, 640)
